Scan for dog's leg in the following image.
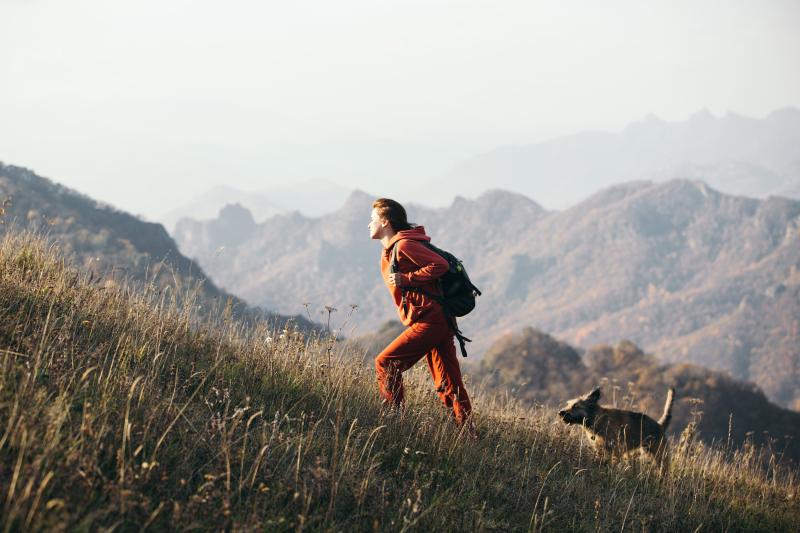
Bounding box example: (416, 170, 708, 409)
(657, 444, 670, 476)
(650, 439, 670, 476)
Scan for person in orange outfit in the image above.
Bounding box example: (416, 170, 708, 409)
(368, 198, 473, 429)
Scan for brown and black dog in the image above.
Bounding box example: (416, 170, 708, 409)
(558, 387, 675, 473)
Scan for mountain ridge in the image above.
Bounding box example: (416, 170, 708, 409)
(441, 107, 800, 208)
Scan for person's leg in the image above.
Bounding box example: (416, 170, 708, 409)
(425, 350, 451, 410)
(375, 321, 439, 407)
(426, 332, 473, 427)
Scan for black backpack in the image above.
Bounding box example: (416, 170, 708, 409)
(391, 239, 481, 356)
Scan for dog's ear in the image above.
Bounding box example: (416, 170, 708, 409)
(586, 388, 601, 402)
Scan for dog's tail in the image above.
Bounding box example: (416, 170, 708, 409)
(658, 387, 675, 429)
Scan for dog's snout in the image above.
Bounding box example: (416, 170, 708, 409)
(558, 409, 566, 417)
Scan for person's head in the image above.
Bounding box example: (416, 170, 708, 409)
(369, 198, 413, 240)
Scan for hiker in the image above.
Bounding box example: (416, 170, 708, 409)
(368, 198, 474, 430)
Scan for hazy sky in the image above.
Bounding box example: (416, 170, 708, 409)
(2, 0, 799, 220)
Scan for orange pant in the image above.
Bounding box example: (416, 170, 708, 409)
(375, 315, 472, 426)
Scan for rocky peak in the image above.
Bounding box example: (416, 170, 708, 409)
(475, 189, 546, 213)
(217, 203, 256, 230)
(342, 189, 375, 210)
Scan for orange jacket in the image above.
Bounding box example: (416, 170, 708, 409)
(380, 227, 449, 326)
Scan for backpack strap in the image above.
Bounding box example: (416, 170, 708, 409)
(446, 314, 472, 357)
(389, 238, 471, 357)
(390, 240, 408, 309)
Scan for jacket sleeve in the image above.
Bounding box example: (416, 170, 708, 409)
(397, 240, 449, 287)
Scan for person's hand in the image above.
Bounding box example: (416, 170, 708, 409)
(387, 273, 402, 287)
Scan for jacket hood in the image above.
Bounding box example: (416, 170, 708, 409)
(386, 226, 431, 249)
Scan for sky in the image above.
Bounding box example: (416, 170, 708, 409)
(1, 0, 799, 220)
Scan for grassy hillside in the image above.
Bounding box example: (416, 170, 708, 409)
(0, 233, 797, 531)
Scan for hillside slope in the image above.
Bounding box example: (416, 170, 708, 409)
(0, 233, 797, 531)
(0, 163, 312, 331)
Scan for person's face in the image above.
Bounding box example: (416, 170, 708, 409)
(368, 208, 388, 240)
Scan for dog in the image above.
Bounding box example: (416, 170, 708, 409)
(558, 387, 675, 473)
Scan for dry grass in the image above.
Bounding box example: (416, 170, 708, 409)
(0, 231, 797, 531)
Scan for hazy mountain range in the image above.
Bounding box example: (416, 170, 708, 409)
(173, 181, 800, 409)
(437, 107, 800, 208)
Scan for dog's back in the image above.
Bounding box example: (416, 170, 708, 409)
(591, 407, 664, 452)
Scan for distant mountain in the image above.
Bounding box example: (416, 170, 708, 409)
(172, 203, 259, 264)
(0, 163, 314, 331)
(160, 185, 283, 232)
(441, 107, 800, 208)
(159, 180, 353, 232)
(471, 327, 800, 463)
(172, 180, 800, 410)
